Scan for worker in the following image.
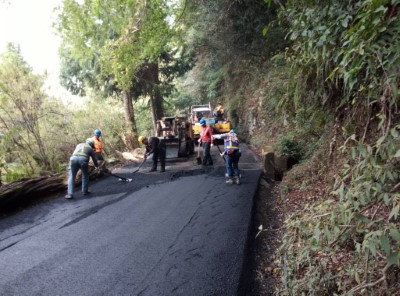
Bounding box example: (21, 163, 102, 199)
(213, 102, 225, 121)
(65, 138, 99, 199)
(213, 129, 241, 184)
(91, 129, 109, 173)
(196, 111, 203, 122)
(138, 136, 166, 172)
(92, 129, 104, 161)
(198, 118, 213, 166)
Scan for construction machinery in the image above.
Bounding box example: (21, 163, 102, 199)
(156, 116, 194, 158)
(190, 103, 231, 141)
(153, 102, 231, 158)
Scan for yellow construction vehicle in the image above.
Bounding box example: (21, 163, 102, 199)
(190, 103, 231, 140)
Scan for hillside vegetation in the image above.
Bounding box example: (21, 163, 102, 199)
(179, 0, 399, 294)
(0, 0, 399, 294)
(195, 1, 400, 295)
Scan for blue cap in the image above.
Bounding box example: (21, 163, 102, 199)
(94, 129, 101, 136)
(199, 118, 206, 125)
(230, 129, 235, 133)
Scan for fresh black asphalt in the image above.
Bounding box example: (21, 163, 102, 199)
(0, 144, 262, 295)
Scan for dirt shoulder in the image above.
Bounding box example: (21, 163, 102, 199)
(239, 176, 283, 295)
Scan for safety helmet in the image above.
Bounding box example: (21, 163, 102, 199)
(199, 118, 206, 125)
(94, 129, 101, 136)
(138, 135, 145, 144)
(86, 138, 95, 148)
(230, 129, 236, 133)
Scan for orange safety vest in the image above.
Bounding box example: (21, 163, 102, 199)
(92, 136, 103, 153)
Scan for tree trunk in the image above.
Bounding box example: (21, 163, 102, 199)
(148, 63, 164, 135)
(0, 173, 66, 211)
(123, 90, 139, 150)
(150, 92, 159, 136)
(154, 86, 164, 120)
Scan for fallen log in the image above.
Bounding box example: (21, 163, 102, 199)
(0, 158, 133, 213)
(0, 167, 99, 212)
(0, 173, 66, 211)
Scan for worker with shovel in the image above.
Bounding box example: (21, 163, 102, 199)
(91, 129, 109, 175)
(89, 129, 132, 182)
(213, 129, 241, 184)
(138, 136, 166, 172)
(65, 138, 99, 199)
(198, 118, 214, 166)
(92, 129, 108, 173)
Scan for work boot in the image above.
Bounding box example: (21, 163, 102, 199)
(234, 176, 241, 185)
(149, 168, 157, 172)
(226, 178, 234, 184)
(83, 191, 91, 196)
(160, 166, 165, 173)
(65, 194, 73, 199)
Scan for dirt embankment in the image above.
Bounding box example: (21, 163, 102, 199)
(239, 176, 283, 295)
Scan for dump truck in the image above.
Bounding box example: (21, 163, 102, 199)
(190, 103, 231, 141)
(156, 116, 194, 158)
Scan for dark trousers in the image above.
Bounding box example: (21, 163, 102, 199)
(152, 145, 166, 170)
(202, 142, 213, 165)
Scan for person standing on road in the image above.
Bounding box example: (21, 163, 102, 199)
(213, 129, 241, 184)
(65, 138, 99, 199)
(198, 118, 213, 166)
(138, 136, 166, 173)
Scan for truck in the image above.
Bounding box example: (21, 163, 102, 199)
(190, 103, 231, 141)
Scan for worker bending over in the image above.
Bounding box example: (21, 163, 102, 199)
(138, 136, 166, 173)
(65, 138, 99, 199)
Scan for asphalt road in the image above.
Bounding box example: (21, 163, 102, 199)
(0, 143, 262, 296)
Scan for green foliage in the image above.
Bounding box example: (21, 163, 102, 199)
(57, 0, 195, 146)
(178, 0, 285, 104)
(279, 125, 400, 295)
(56, 0, 180, 91)
(0, 45, 127, 184)
(0, 44, 57, 174)
(57, 0, 140, 90)
(277, 133, 303, 161)
(134, 99, 156, 137)
(274, 1, 400, 294)
(280, 0, 400, 111)
(64, 97, 127, 156)
(3, 163, 27, 183)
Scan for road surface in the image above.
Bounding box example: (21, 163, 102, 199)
(0, 143, 262, 295)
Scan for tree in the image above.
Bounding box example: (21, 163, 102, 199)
(0, 44, 53, 174)
(56, 0, 186, 147)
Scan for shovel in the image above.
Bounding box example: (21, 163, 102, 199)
(132, 156, 147, 173)
(90, 164, 133, 182)
(215, 141, 226, 161)
(196, 142, 202, 165)
(104, 171, 133, 182)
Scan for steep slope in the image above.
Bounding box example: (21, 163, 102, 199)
(180, 1, 400, 294)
